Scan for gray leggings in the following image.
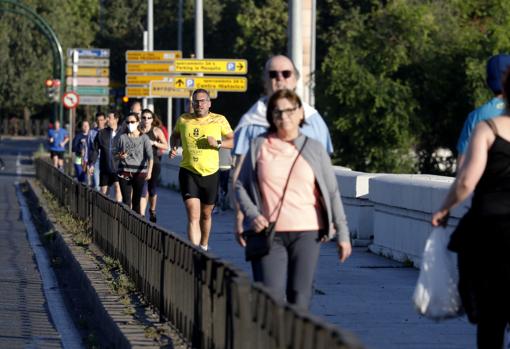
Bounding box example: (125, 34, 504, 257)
(251, 231, 322, 310)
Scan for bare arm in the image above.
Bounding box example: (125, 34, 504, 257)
(232, 155, 246, 245)
(432, 122, 493, 226)
(207, 131, 234, 149)
(456, 154, 465, 172)
(152, 127, 169, 150)
(221, 132, 234, 149)
(146, 159, 153, 180)
(169, 131, 180, 158)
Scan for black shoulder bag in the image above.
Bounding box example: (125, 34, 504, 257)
(243, 137, 308, 261)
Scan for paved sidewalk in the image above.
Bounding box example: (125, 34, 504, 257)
(153, 186, 476, 349)
(0, 153, 62, 347)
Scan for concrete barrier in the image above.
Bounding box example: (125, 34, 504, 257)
(368, 174, 469, 267)
(334, 168, 381, 246)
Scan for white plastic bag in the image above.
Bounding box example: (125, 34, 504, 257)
(413, 226, 462, 319)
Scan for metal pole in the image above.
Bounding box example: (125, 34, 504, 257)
(195, 0, 203, 59)
(310, 0, 316, 107)
(69, 49, 79, 158)
(142, 31, 148, 110)
(288, 0, 303, 98)
(176, 0, 183, 118)
(166, 100, 172, 144)
(147, 0, 154, 111)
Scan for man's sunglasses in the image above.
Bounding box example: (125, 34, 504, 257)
(269, 70, 292, 79)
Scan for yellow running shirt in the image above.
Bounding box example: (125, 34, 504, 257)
(174, 112, 233, 176)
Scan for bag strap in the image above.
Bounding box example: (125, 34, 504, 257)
(484, 118, 498, 136)
(270, 136, 309, 223)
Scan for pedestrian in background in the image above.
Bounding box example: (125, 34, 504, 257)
(456, 54, 510, 168)
(139, 109, 168, 222)
(215, 148, 232, 213)
(235, 89, 351, 310)
(48, 119, 69, 170)
(117, 112, 153, 215)
(432, 68, 510, 348)
(72, 120, 89, 183)
(169, 89, 234, 251)
(86, 112, 107, 190)
(88, 111, 125, 201)
(232, 55, 334, 243)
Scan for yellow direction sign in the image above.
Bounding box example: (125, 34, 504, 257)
(150, 82, 192, 98)
(126, 75, 174, 85)
(66, 67, 109, 77)
(169, 76, 247, 92)
(126, 86, 150, 97)
(126, 63, 174, 73)
(126, 59, 248, 74)
(150, 81, 218, 98)
(174, 59, 247, 74)
(126, 50, 182, 61)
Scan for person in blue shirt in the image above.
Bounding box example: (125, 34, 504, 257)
(48, 119, 69, 170)
(86, 112, 107, 190)
(456, 54, 510, 168)
(72, 120, 90, 183)
(232, 55, 334, 244)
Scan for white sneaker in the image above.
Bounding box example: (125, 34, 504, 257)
(199, 244, 208, 251)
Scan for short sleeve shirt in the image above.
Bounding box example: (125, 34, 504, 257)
(174, 112, 233, 176)
(456, 97, 506, 154)
(48, 128, 69, 152)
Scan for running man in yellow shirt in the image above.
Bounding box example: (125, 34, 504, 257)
(169, 89, 234, 250)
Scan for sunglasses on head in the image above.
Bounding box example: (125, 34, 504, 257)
(269, 70, 292, 79)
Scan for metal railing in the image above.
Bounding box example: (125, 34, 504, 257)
(35, 158, 364, 349)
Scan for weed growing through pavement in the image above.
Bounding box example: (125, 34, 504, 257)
(34, 182, 174, 347)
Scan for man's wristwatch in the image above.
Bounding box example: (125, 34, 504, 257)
(216, 140, 222, 149)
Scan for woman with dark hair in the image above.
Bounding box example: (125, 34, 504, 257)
(139, 109, 168, 222)
(432, 69, 510, 348)
(235, 89, 351, 310)
(117, 112, 153, 215)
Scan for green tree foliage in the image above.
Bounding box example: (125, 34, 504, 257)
(316, 0, 510, 174)
(5, 0, 510, 175)
(0, 0, 97, 118)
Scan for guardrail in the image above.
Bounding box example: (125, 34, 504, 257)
(35, 158, 364, 349)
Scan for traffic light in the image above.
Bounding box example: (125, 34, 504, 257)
(45, 79, 61, 102)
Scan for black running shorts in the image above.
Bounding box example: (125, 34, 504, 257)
(178, 167, 219, 205)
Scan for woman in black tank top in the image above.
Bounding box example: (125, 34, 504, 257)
(432, 72, 510, 348)
(140, 109, 168, 222)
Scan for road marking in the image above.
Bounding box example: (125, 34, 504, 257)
(16, 153, 21, 177)
(16, 181, 84, 348)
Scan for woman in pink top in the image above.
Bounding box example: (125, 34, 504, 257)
(235, 89, 351, 309)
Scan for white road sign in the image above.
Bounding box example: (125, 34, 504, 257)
(63, 92, 79, 109)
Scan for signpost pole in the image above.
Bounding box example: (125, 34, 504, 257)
(195, 0, 203, 59)
(142, 32, 148, 110)
(176, 0, 184, 119)
(166, 98, 172, 144)
(147, 0, 155, 111)
(69, 49, 79, 158)
(289, 0, 303, 98)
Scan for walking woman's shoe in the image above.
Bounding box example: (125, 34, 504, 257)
(149, 210, 157, 223)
